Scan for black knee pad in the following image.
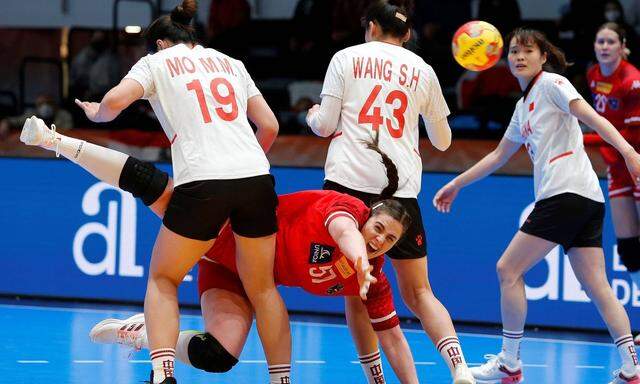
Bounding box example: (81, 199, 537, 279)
(618, 237, 640, 272)
(118, 157, 169, 206)
(188, 332, 238, 373)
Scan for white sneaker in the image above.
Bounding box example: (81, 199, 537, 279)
(608, 368, 640, 384)
(470, 353, 523, 384)
(89, 313, 147, 350)
(20, 116, 57, 147)
(453, 365, 476, 384)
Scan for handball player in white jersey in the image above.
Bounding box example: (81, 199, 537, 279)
(63, 1, 292, 383)
(434, 28, 640, 384)
(306, 1, 474, 383)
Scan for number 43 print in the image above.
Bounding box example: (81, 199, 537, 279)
(358, 85, 408, 138)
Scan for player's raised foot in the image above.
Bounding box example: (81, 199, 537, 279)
(89, 313, 147, 350)
(470, 353, 523, 384)
(19, 116, 58, 147)
(453, 365, 476, 384)
(634, 334, 639, 346)
(608, 368, 640, 384)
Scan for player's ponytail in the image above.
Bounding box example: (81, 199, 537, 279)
(145, 0, 198, 46)
(508, 28, 571, 73)
(362, 0, 411, 39)
(597, 22, 630, 59)
(362, 135, 412, 235)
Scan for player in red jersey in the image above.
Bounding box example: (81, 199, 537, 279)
(586, 23, 640, 311)
(20, 117, 420, 383)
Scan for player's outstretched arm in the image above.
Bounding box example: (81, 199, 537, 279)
(377, 326, 419, 384)
(75, 79, 143, 123)
(327, 216, 377, 299)
(433, 136, 521, 213)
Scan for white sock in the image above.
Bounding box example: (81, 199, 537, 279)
(630, 271, 640, 290)
(358, 350, 385, 383)
(175, 331, 200, 366)
(436, 336, 468, 374)
(52, 136, 128, 187)
(615, 334, 639, 377)
(501, 329, 523, 366)
(268, 364, 291, 384)
(150, 348, 176, 383)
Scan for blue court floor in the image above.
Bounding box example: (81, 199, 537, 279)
(0, 301, 631, 383)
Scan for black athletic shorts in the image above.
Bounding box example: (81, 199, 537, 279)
(520, 192, 605, 251)
(323, 180, 427, 259)
(163, 174, 278, 241)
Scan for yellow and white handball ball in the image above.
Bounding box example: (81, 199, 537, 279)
(452, 21, 503, 71)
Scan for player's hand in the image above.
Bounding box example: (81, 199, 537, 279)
(75, 99, 101, 122)
(355, 257, 377, 300)
(306, 104, 320, 120)
(433, 181, 460, 213)
(623, 149, 640, 186)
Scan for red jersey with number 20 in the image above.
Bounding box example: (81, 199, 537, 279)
(124, 44, 269, 186)
(321, 41, 450, 198)
(203, 190, 399, 331)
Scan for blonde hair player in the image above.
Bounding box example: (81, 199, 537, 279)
(434, 28, 640, 384)
(306, 1, 474, 383)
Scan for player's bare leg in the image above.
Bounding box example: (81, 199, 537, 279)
(234, 234, 292, 384)
(345, 296, 388, 383)
(391, 257, 474, 384)
(567, 247, 639, 382)
(471, 231, 556, 384)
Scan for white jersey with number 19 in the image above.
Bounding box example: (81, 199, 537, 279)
(124, 44, 269, 186)
(321, 41, 450, 198)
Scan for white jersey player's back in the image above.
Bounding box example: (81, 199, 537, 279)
(125, 44, 269, 186)
(321, 41, 450, 198)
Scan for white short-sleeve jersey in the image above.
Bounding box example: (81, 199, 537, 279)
(504, 72, 604, 202)
(321, 41, 450, 198)
(124, 44, 269, 186)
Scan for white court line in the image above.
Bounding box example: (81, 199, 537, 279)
(73, 360, 104, 364)
(576, 365, 605, 369)
(240, 360, 267, 364)
(129, 360, 151, 364)
(0, 303, 621, 348)
(296, 360, 326, 364)
(17, 360, 49, 364)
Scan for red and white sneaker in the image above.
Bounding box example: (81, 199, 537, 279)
(89, 313, 147, 350)
(470, 353, 523, 384)
(608, 369, 640, 384)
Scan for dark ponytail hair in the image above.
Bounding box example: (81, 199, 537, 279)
(145, 0, 198, 45)
(507, 28, 571, 73)
(362, 0, 411, 39)
(596, 22, 630, 59)
(362, 134, 412, 235)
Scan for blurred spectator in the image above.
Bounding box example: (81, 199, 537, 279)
(413, 0, 472, 87)
(455, 59, 520, 130)
(601, 0, 640, 66)
(558, 0, 606, 65)
(627, 0, 640, 34)
(288, 0, 334, 79)
(207, 0, 251, 58)
(0, 95, 72, 139)
(477, 0, 521, 36)
(70, 31, 121, 101)
(330, 0, 375, 50)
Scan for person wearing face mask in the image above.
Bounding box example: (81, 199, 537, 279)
(434, 28, 640, 384)
(0, 95, 72, 140)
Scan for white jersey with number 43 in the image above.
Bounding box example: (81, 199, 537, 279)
(321, 41, 450, 198)
(125, 44, 269, 186)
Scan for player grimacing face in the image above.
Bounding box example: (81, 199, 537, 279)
(361, 212, 404, 259)
(508, 38, 547, 81)
(594, 28, 624, 65)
